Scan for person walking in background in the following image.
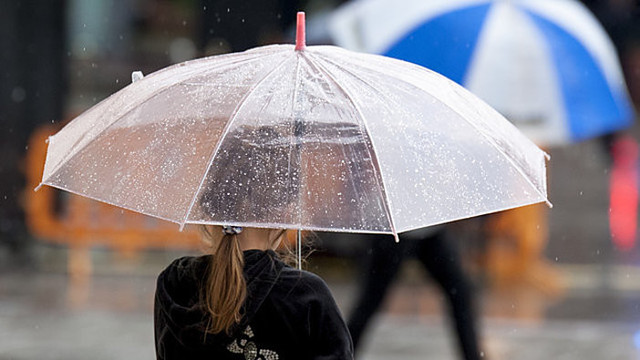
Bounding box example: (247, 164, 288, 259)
(347, 227, 483, 360)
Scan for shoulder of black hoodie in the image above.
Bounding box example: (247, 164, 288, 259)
(156, 256, 209, 302)
(159, 254, 331, 299)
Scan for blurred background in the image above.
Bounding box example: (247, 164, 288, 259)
(2, 0, 640, 359)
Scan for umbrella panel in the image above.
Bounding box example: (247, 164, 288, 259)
(44, 51, 296, 222)
(188, 57, 392, 232)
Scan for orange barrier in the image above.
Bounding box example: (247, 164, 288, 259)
(483, 204, 564, 295)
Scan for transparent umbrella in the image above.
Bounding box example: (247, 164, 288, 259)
(38, 13, 549, 243)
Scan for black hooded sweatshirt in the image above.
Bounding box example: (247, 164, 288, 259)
(154, 249, 354, 360)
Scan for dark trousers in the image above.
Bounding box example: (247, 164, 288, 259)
(347, 230, 482, 360)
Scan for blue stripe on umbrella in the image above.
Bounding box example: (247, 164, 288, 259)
(525, 10, 634, 142)
(382, 3, 492, 84)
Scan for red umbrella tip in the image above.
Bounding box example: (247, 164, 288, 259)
(295, 11, 306, 51)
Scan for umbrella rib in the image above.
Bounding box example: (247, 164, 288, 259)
(180, 56, 294, 228)
(306, 53, 399, 241)
(291, 54, 304, 229)
(320, 52, 550, 206)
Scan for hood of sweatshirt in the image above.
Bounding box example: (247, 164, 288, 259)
(154, 249, 285, 348)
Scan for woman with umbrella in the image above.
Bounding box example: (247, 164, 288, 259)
(154, 126, 354, 359)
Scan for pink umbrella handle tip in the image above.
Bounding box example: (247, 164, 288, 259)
(295, 11, 306, 51)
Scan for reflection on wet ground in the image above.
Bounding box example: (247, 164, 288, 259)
(1, 246, 640, 360)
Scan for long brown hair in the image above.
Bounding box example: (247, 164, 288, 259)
(200, 226, 288, 335)
(197, 125, 302, 334)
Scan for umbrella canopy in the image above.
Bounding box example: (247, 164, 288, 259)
(39, 13, 549, 241)
(330, 0, 635, 147)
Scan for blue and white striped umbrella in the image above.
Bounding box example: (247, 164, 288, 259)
(330, 0, 635, 146)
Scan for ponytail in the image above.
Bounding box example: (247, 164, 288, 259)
(201, 228, 246, 335)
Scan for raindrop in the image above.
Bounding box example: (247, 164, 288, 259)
(168, 38, 197, 63)
(11, 87, 26, 102)
(115, 78, 120, 84)
(227, 8, 230, 12)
